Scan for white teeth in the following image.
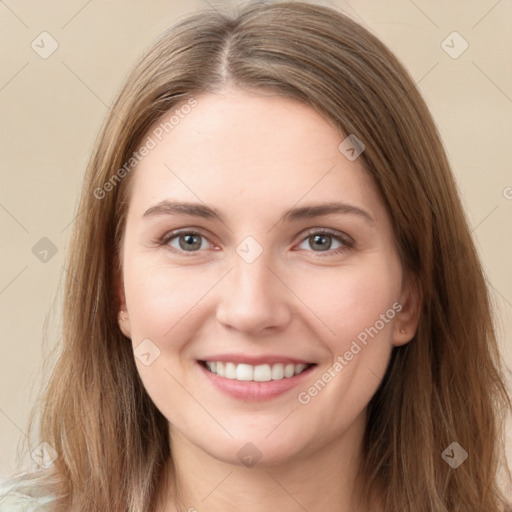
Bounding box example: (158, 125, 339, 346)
(236, 364, 253, 381)
(225, 362, 237, 379)
(284, 364, 295, 378)
(203, 361, 311, 381)
(294, 364, 307, 375)
(271, 364, 284, 380)
(253, 364, 271, 382)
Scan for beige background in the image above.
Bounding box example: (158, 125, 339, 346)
(1, 0, 511, 489)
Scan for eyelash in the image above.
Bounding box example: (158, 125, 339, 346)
(158, 227, 355, 257)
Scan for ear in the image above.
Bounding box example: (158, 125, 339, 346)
(115, 268, 132, 339)
(392, 273, 422, 347)
(118, 309, 132, 339)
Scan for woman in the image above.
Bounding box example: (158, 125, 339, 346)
(1, 1, 511, 511)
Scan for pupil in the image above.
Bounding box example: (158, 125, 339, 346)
(180, 234, 201, 251)
(312, 234, 331, 251)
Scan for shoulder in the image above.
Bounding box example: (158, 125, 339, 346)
(0, 473, 58, 511)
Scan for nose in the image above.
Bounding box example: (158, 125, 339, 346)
(216, 250, 293, 335)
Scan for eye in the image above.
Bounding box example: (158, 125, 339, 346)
(159, 228, 354, 257)
(162, 230, 213, 254)
(296, 228, 354, 256)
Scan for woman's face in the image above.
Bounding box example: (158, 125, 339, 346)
(118, 88, 419, 466)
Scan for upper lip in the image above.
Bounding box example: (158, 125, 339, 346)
(199, 354, 315, 366)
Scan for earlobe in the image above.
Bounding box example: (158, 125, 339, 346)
(118, 310, 132, 338)
(393, 276, 422, 347)
(115, 265, 131, 338)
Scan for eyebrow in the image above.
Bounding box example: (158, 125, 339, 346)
(143, 200, 375, 225)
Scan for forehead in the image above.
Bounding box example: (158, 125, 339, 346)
(127, 89, 383, 222)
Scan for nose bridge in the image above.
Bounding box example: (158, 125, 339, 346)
(216, 237, 291, 333)
(231, 232, 274, 288)
(233, 244, 274, 296)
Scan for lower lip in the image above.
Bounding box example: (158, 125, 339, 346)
(197, 361, 316, 401)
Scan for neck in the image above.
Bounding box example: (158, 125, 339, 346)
(157, 409, 381, 512)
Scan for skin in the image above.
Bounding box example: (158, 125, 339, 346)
(117, 87, 421, 512)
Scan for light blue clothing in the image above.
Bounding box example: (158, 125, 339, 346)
(0, 474, 57, 511)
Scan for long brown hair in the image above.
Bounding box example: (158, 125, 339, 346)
(17, 1, 512, 510)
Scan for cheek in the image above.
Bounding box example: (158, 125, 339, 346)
(124, 252, 401, 346)
(295, 264, 401, 348)
(123, 256, 210, 341)
(122, 258, 208, 423)
(291, 268, 400, 425)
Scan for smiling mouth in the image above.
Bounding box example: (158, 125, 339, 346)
(199, 360, 316, 382)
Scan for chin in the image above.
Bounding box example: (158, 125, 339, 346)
(191, 428, 311, 468)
